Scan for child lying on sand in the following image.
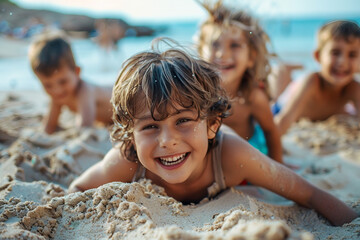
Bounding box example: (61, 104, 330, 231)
(275, 20, 360, 135)
(69, 38, 357, 226)
(28, 32, 113, 134)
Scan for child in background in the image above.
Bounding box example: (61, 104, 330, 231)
(196, 1, 282, 163)
(275, 20, 360, 135)
(68, 39, 357, 226)
(28, 32, 113, 134)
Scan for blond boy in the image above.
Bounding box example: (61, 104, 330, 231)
(275, 20, 360, 135)
(29, 33, 113, 134)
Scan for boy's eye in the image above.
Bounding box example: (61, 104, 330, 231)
(331, 49, 341, 56)
(349, 51, 358, 58)
(59, 79, 67, 86)
(142, 124, 157, 130)
(177, 118, 192, 125)
(231, 42, 244, 48)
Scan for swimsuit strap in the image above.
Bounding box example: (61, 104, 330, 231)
(132, 163, 146, 182)
(207, 130, 227, 198)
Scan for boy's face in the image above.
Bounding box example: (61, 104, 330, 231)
(36, 65, 81, 104)
(201, 25, 253, 94)
(315, 37, 360, 87)
(132, 103, 218, 185)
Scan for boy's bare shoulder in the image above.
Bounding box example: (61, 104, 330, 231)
(301, 72, 319, 86)
(101, 147, 138, 183)
(294, 72, 321, 95)
(220, 130, 250, 165)
(248, 87, 270, 106)
(76, 80, 93, 95)
(346, 78, 360, 89)
(220, 130, 257, 184)
(344, 79, 360, 99)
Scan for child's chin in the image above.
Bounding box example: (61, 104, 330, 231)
(161, 176, 187, 185)
(331, 75, 352, 84)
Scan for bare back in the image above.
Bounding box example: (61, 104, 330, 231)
(66, 80, 113, 126)
(91, 83, 113, 124)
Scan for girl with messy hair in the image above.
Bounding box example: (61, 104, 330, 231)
(68, 38, 357, 226)
(196, 0, 286, 164)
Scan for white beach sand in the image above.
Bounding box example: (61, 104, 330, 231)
(0, 90, 359, 240)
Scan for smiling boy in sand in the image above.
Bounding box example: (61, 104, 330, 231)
(28, 32, 113, 134)
(275, 20, 360, 135)
(69, 38, 357, 226)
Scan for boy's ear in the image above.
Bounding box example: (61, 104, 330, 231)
(131, 138, 136, 150)
(75, 66, 81, 76)
(207, 117, 221, 140)
(313, 50, 320, 63)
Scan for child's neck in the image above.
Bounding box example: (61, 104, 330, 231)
(318, 72, 349, 95)
(147, 153, 213, 204)
(222, 76, 244, 98)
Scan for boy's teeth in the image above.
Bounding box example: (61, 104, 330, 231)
(159, 153, 186, 166)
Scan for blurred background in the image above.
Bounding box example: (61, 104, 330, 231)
(1, 0, 359, 91)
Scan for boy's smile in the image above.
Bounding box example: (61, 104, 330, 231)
(316, 38, 360, 87)
(157, 152, 189, 169)
(132, 104, 217, 185)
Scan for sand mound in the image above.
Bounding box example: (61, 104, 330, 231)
(0, 91, 359, 239)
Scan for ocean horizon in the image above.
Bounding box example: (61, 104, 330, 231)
(1, 16, 359, 91)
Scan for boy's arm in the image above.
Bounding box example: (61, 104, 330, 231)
(250, 89, 283, 163)
(307, 186, 358, 226)
(346, 80, 360, 119)
(274, 74, 316, 135)
(68, 147, 137, 193)
(43, 100, 61, 134)
(258, 164, 358, 226)
(222, 136, 357, 226)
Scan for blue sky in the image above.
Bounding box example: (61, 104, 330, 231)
(11, 0, 360, 23)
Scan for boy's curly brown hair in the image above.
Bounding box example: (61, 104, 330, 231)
(28, 32, 76, 76)
(316, 20, 360, 53)
(111, 38, 231, 162)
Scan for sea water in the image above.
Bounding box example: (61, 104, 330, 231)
(1, 17, 359, 91)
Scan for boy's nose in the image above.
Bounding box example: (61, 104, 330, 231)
(337, 54, 348, 66)
(158, 127, 178, 148)
(48, 87, 65, 99)
(52, 87, 63, 96)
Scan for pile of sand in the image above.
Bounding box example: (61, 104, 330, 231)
(0, 91, 359, 239)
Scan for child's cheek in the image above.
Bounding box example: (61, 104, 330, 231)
(191, 120, 207, 135)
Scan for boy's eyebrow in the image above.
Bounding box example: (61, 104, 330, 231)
(135, 109, 195, 122)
